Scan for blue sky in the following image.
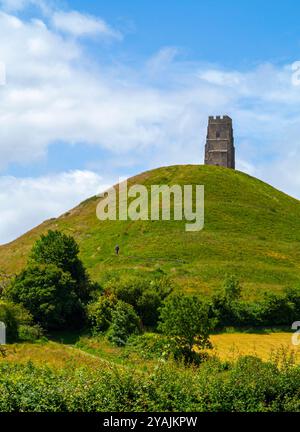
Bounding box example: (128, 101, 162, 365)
(78, 0, 300, 67)
(0, 0, 300, 243)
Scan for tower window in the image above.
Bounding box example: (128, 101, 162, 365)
(216, 131, 220, 138)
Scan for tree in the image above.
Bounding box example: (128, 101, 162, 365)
(211, 275, 243, 326)
(107, 300, 141, 346)
(30, 230, 92, 302)
(223, 275, 242, 302)
(158, 293, 216, 361)
(6, 264, 84, 329)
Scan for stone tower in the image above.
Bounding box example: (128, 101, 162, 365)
(204, 115, 235, 169)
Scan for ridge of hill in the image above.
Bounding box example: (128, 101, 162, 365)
(1, 165, 300, 298)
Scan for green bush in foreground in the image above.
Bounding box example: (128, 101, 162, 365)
(0, 354, 300, 412)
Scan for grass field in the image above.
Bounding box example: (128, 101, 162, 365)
(1, 165, 300, 298)
(0, 341, 113, 370)
(1, 331, 299, 370)
(210, 332, 300, 363)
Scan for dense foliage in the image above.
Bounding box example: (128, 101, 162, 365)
(88, 294, 118, 333)
(212, 276, 300, 328)
(88, 276, 173, 342)
(6, 265, 84, 330)
(0, 354, 300, 412)
(105, 276, 172, 327)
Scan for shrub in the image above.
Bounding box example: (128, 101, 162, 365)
(18, 324, 44, 342)
(0, 353, 300, 411)
(87, 294, 118, 333)
(126, 333, 177, 360)
(105, 276, 172, 327)
(107, 301, 141, 346)
(0, 301, 32, 342)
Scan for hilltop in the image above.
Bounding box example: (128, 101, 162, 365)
(1, 165, 300, 298)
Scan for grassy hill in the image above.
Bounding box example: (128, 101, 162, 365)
(1, 164, 300, 298)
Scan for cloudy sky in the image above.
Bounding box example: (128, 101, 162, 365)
(0, 0, 300, 244)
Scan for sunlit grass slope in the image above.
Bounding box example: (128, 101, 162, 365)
(1, 165, 300, 298)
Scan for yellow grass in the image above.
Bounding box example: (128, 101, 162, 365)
(0, 341, 114, 370)
(1, 333, 300, 371)
(210, 332, 300, 363)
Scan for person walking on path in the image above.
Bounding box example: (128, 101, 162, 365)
(115, 245, 120, 256)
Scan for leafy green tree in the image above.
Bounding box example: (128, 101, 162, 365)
(158, 293, 216, 361)
(30, 230, 92, 301)
(6, 264, 84, 329)
(107, 300, 141, 346)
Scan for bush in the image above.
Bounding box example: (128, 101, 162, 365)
(1, 352, 300, 411)
(18, 324, 44, 342)
(105, 276, 172, 327)
(0, 301, 32, 342)
(126, 333, 177, 360)
(107, 301, 141, 346)
(87, 294, 118, 333)
(212, 275, 243, 326)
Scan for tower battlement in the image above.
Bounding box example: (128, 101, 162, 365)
(208, 115, 232, 122)
(204, 115, 235, 169)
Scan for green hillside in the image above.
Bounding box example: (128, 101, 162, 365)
(1, 164, 300, 298)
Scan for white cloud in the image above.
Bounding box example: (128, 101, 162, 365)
(0, 6, 299, 176)
(199, 69, 242, 87)
(52, 10, 122, 39)
(0, 170, 109, 244)
(1, 5, 300, 243)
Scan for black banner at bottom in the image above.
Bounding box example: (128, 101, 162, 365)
(0, 412, 297, 430)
